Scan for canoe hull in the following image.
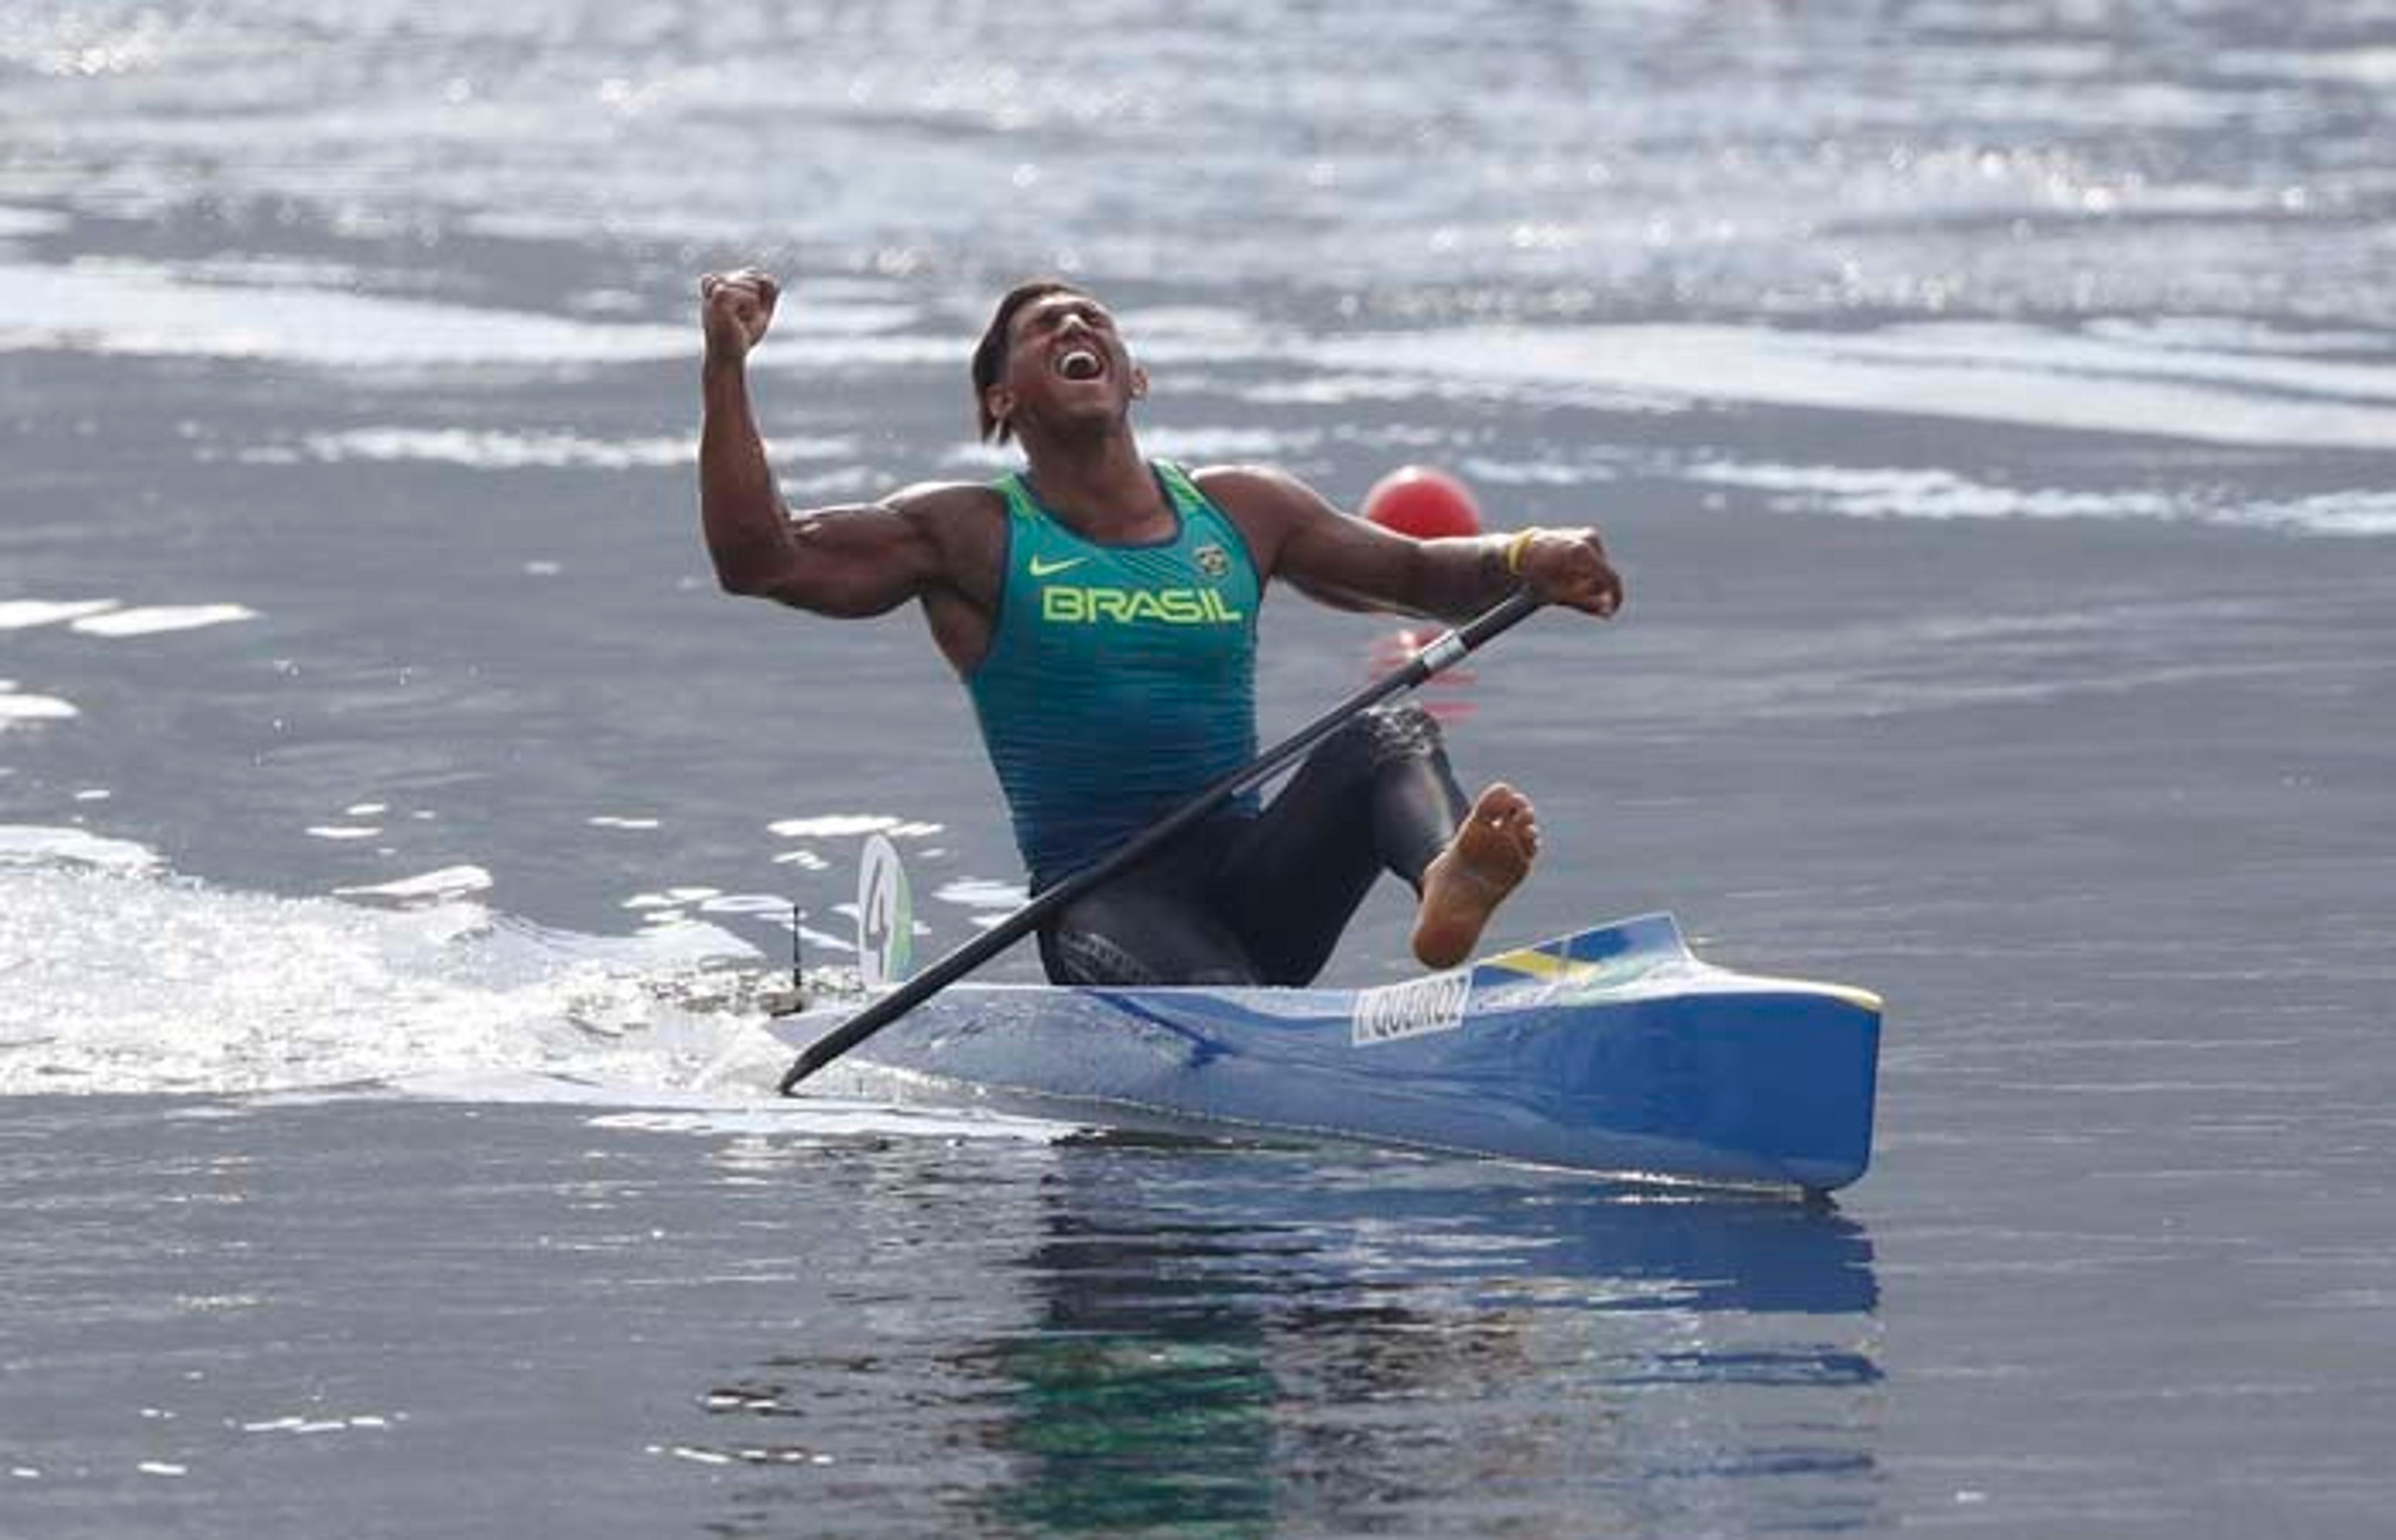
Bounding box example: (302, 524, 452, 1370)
(766, 914, 1881, 1191)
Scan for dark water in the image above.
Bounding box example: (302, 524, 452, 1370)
(7, 1099, 1885, 1537)
(6, 2, 2396, 1535)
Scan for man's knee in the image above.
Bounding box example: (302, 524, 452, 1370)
(1292, 703, 1453, 802)
(1342, 701, 1447, 770)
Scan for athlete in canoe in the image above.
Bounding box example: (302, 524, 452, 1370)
(696, 271, 1625, 986)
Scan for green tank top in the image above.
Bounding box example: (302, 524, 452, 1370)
(967, 461, 1262, 888)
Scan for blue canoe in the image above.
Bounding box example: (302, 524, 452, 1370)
(765, 913, 1882, 1192)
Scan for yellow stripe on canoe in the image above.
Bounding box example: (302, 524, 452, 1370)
(1479, 947, 1586, 980)
(1483, 950, 1884, 1015)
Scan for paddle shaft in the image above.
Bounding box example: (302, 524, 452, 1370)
(778, 587, 1545, 1093)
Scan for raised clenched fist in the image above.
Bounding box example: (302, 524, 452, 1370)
(698, 268, 780, 366)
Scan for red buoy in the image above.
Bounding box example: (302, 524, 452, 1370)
(1360, 465, 1483, 540)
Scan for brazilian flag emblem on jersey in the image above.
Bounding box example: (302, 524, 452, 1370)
(1192, 542, 1231, 580)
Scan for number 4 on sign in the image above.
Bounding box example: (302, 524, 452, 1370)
(857, 833, 915, 990)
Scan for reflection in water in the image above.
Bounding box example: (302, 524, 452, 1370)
(989, 1266, 1277, 1537)
(710, 1146, 1882, 1536)
(990, 1154, 1881, 1535)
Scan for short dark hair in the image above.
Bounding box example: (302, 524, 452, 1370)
(973, 279, 1083, 444)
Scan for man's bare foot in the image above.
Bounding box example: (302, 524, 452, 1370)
(1411, 783, 1539, 969)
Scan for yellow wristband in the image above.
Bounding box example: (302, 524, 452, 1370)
(1504, 527, 1540, 575)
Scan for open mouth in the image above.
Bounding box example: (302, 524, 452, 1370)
(1056, 347, 1105, 382)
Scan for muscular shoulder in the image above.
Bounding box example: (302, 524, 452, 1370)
(883, 479, 1009, 572)
(1187, 464, 1342, 573)
(1188, 464, 1330, 519)
(885, 478, 1006, 522)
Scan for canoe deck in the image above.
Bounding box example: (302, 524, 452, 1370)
(766, 913, 1882, 1192)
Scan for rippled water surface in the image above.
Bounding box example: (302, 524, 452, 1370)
(6, 2, 2395, 1536)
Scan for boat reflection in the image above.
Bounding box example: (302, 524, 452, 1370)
(705, 1143, 1882, 1536)
(976, 1147, 1882, 1534)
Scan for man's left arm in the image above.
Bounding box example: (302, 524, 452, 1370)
(1197, 465, 1624, 623)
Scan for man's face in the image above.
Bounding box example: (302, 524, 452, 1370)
(990, 291, 1146, 438)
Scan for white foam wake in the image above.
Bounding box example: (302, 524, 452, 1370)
(0, 825, 1073, 1143)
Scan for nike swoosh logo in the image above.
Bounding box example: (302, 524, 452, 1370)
(1027, 555, 1089, 577)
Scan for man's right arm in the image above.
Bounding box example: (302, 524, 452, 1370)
(697, 268, 947, 617)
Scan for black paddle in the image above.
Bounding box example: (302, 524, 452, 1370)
(777, 587, 1546, 1093)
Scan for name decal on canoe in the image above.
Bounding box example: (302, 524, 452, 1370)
(1351, 969, 1471, 1046)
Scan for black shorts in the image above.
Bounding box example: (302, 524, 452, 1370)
(1035, 703, 1466, 987)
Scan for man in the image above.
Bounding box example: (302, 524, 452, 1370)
(697, 271, 1624, 987)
